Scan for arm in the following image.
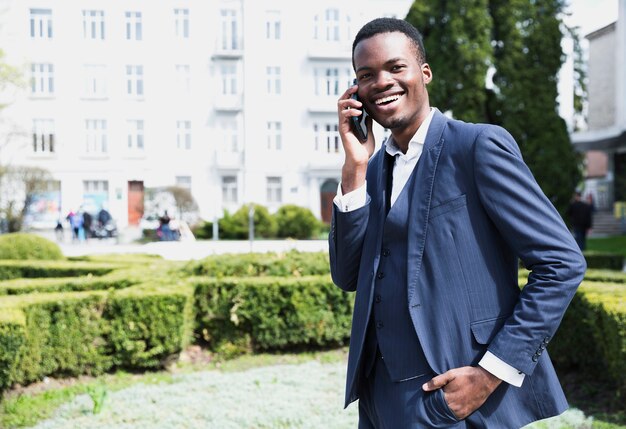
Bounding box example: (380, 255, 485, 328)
(328, 84, 376, 291)
(424, 126, 585, 418)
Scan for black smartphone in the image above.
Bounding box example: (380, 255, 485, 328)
(350, 79, 368, 142)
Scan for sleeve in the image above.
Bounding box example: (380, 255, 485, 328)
(473, 126, 586, 376)
(333, 181, 368, 212)
(479, 351, 524, 387)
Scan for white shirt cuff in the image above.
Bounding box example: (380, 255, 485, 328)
(479, 351, 525, 387)
(333, 181, 367, 212)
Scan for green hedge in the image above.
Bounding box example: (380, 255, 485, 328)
(184, 251, 330, 277)
(549, 282, 626, 394)
(0, 270, 140, 295)
(0, 283, 194, 390)
(0, 261, 117, 281)
(583, 251, 624, 271)
(192, 275, 353, 354)
(0, 234, 63, 261)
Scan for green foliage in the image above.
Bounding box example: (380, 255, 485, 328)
(87, 383, 108, 415)
(275, 205, 320, 239)
(0, 260, 116, 280)
(550, 282, 626, 396)
(0, 234, 63, 261)
(219, 204, 277, 239)
(583, 252, 625, 271)
(405, 0, 582, 215)
(588, 235, 626, 258)
(192, 276, 353, 352)
(184, 251, 330, 277)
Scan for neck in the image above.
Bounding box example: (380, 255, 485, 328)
(390, 105, 431, 154)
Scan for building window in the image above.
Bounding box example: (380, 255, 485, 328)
(126, 65, 144, 97)
(220, 9, 239, 50)
(85, 119, 107, 153)
(314, 8, 340, 42)
(82, 10, 105, 40)
(127, 120, 144, 151)
(266, 177, 282, 204)
(30, 8, 52, 39)
(176, 120, 191, 150)
(174, 8, 189, 39)
(315, 67, 352, 97)
(222, 176, 238, 204)
(83, 64, 107, 98)
(266, 66, 281, 95)
(30, 63, 54, 95)
(125, 11, 142, 40)
(265, 11, 281, 40)
(267, 121, 282, 151)
(220, 118, 239, 152)
(220, 63, 238, 95)
(314, 123, 340, 153)
(175, 176, 192, 190)
(175, 64, 191, 93)
(83, 180, 109, 210)
(32, 119, 55, 153)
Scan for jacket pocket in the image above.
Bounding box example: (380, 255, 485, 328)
(470, 315, 510, 345)
(429, 194, 467, 220)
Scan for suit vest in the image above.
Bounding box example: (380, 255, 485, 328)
(361, 153, 431, 382)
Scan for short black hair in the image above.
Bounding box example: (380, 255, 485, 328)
(352, 18, 426, 65)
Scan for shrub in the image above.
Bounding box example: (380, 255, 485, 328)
(0, 260, 117, 280)
(184, 251, 330, 277)
(192, 275, 353, 352)
(0, 233, 64, 261)
(583, 251, 624, 270)
(219, 205, 277, 239)
(275, 205, 320, 239)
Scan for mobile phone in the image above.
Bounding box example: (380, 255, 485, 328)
(350, 79, 368, 142)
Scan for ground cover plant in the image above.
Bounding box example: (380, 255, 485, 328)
(0, 235, 624, 427)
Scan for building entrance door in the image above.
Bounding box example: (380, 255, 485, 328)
(320, 179, 338, 224)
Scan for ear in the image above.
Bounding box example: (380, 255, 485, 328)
(421, 63, 433, 85)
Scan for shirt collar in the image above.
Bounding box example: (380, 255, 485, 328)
(385, 107, 436, 159)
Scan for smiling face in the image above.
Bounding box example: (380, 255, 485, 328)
(353, 31, 432, 147)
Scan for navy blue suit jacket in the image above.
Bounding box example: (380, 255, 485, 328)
(329, 111, 586, 427)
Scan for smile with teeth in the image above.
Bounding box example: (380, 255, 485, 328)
(374, 94, 403, 105)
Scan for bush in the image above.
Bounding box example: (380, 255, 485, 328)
(192, 275, 353, 352)
(184, 251, 330, 277)
(275, 205, 320, 239)
(0, 260, 117, 281)
(219, 205, 277, 239)
(583, 252, 624, 270)
(0, 233, 63, 261)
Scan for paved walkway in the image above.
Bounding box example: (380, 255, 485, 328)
(58, 239, 329, 261)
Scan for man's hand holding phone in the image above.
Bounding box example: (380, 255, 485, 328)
(337, 81, 374, 194)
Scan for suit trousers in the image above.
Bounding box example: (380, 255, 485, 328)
(358, 354, 473, 429)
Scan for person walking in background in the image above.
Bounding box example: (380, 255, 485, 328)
(329, 18, 586, 428)
(567, 191, 593, 251)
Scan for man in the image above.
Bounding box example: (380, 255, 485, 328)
(566, 191, 593, 250)
(329, 18, 586, 428)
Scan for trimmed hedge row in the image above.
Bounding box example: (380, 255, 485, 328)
(184, 251, 330, 278)
(0, 281, 195, 390)
(192, 276, 353, 355)
(583, 251, 624, 271)
(549, 282, 626, 393)
(0, 261, 117, 281)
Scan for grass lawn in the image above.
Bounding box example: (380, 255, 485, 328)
(587, 235, 626, 258)
(1, 348, 624, 429)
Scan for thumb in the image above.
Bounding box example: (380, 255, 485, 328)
(422, 370, 455, 391)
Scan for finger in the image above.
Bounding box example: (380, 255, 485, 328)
(422, 371, 455, 391)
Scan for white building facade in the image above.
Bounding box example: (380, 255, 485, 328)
(0, 0, 412, 229)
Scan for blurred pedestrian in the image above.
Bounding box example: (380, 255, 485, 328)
(567, 191, 593, 251)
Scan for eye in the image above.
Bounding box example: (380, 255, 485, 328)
(357, 73, 371, 81)
(391, 64, 405, 72)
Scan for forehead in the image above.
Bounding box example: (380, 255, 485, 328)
(353, 32, 418, 69)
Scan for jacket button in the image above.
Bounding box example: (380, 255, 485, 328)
(539, 344, 545, 350)
(376, 321, 384, 329)
(382, 248, 390, 257)
(377, 272, 385, 279)
(532, 355, 538, 362)
(375, 295, 382, 303)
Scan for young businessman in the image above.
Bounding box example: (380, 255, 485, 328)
(329, 18, 586, 428)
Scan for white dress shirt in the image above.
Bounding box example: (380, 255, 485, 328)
(333, 108, 525, 387)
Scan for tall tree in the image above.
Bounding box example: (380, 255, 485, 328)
(406, 0, 581, 214)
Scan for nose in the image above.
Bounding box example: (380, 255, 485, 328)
(371, 71, 394, 91)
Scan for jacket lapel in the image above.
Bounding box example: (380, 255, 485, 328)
(407, 110, 447, 304)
